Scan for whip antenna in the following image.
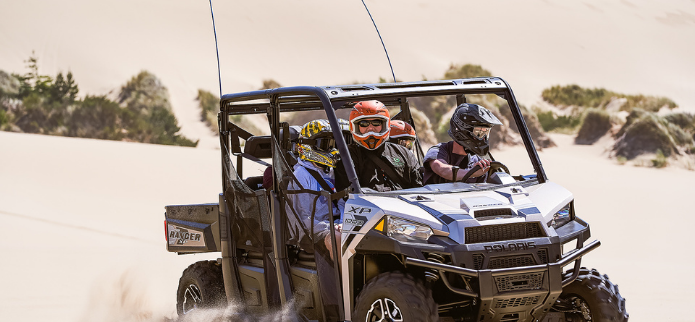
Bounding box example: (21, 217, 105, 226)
(208, 0, 223, 97)
(360, 0, 397, 83)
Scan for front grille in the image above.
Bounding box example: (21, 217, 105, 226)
(495, 272, 545, 292)
(473, 254, 484, 270)
(488, 255, 536, 269)
(494, 296, 541, 309)
(465, 222, 546, 244)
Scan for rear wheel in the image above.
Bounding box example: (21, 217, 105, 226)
(176, 260, 226, 316)
(353, 272, 438, 322)
(551, 267, 628, 322)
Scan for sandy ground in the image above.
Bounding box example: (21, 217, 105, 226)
(0, 131, 263, 322)
(1, 130, 693, 321)
(2, 0, 695, 147)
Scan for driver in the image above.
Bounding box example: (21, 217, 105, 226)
(423, 103, 502, 184)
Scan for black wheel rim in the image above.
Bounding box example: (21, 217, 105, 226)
(366, 298, 403, 322)
(182, 284, 202, 314)
(553, 295, 593, 321)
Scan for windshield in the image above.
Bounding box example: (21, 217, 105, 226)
(272, 91, 544, 195)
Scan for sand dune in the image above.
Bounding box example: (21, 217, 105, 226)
(2, 0, 695, 145)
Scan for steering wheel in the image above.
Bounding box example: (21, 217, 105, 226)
(459, 161, 510, 183)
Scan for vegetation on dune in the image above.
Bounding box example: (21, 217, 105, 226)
(613, 109, 694, 160)
(0, 54, 197, 147)
(537, 84, 679, 144)
(535, 84, 694, 168)
(541, 84, 677, 112)
(197, 89, 219, 133)
(575, 108, 612, 145)
(535, 109, 582, 133)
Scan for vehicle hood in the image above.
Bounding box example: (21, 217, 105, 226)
(354, 181, 573, 244)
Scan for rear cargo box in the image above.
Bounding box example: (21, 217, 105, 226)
(165, 203, 220, 253)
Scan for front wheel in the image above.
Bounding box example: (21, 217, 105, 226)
(551, 267, 628, 322)
(353, 272, 438, 322)
(176, 260, 226, 316)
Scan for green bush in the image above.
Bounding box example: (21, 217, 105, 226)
(542, 85, 611, 108)
(575, 108, 611, 145)
(1, 55, 197, 147)
(197, 89, 219, 133)
(0, 109, 8, 127)
(542, 84, 676, 112)
(664, 112, 695, 132)
(535, 110, 582, 132)
(443, 64, 493, 79)
(617, 156, 627, 165)
(614, 113, 677, 159)
(652, 149, 668, 168)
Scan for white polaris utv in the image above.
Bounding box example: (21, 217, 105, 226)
(164, 78, 628, 322)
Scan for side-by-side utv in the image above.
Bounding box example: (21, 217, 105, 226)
(164, 78, 628, 322)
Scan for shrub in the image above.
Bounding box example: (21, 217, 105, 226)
(3, 56, 197, 147)
(614, 113, 677, 159)
(575, 108, 611, 145)
(0, 70, 21, 97)
(664, 112, 695, 132)
(542, 85, 611, 108)
(118, 71, 172, 115)
(617, 156, 627, 165)
(652, 149, 668, 168)
(542, 84, 677, 112)
(260, 79, 282, 90)
(197, 89, 219, 133)
(443, 64, 493, 79)
(535, 110, 582, 132)
(0, 109, 8, 127)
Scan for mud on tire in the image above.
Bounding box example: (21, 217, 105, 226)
(553, 267, 628, 322)
(176, 260, 226, 316)
(353, 272, 438, 322)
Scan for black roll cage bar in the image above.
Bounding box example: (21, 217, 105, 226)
(218, 77, 548, 195)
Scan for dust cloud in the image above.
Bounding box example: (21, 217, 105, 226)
(78, 269, 300, 322)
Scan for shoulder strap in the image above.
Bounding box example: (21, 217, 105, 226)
(305, 168, 335, 193)
(304, 168, 341, 215)
(365, 151, 407, 189)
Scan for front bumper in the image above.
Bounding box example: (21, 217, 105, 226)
(406, 240, 601, 321)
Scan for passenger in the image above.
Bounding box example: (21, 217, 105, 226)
(335, 100, 422, 192)
(388, 119, 416, 151)
(287, 119, 344, 259)
(338, 118, 353, 146)
(423, 103, 502, 184)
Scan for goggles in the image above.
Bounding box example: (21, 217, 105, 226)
(298, 137, 336, 152)
(357, 119, 385, 128)
(314, 137, 335, 151)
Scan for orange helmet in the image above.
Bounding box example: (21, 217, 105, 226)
(349, 100, 390, 150)
(389, 120, 416, 150)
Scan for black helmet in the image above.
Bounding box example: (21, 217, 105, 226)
(448, 103, 502, 155)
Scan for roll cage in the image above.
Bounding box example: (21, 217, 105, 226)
(218, 77, 547, 195)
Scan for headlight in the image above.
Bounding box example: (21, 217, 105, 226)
(386, 216, 434, 243)
(548, 202, 574, 229)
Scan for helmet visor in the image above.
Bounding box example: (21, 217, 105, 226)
(471, 126, 492, 140)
